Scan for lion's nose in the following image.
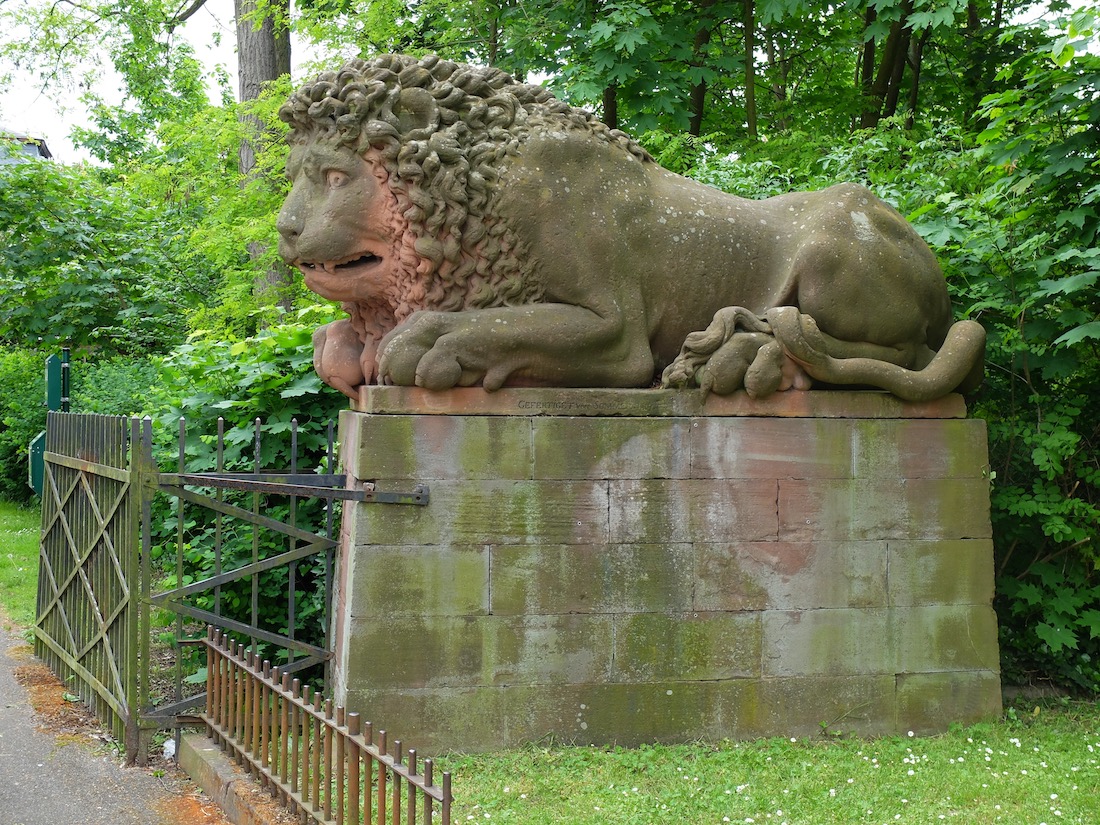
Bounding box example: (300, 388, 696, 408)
(276, 202, 304, 264)
(277, 182, 306, 245)
(277, 208, 302, 242)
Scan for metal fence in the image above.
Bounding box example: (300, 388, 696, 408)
(203, 628, 452, 825)
(35, 411, 450, 822)
(35, 411, 369, 763)
(35, 412, 342, 762)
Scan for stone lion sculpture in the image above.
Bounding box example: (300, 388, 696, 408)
(277, 54, 985, 401)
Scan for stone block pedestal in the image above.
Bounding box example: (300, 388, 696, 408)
(331, 388, 1000, 751)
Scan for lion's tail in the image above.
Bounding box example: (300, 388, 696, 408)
(770, 310, 986, 402)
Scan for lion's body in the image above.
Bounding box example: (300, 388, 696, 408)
(278, 55, 984, 401)
(497, 128, 953, 374)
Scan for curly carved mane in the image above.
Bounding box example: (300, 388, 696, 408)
(278, 54, 652, 333)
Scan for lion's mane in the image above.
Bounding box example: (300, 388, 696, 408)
(279, 54, 651, 340)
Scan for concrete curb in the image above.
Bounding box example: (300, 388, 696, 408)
(179, 733, 292, 825)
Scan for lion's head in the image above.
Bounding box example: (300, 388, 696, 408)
(277, 54, 651, 349)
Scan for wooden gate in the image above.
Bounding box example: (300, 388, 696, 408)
(35, 414, 153, 759)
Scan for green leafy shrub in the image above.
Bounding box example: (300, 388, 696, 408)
(0, 349, 47, 505)
(969, 17, 1100, 693)
(71, 356, 161, 416)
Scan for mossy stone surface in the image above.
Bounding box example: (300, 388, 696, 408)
(335, 401, 999, 750)
(612, 612, 761, 681)
(778, 477, 992, 541)
(891, 605, 1001, 673)
(532, 416, 692, 479)
(762, 609, 894, 677)
(887, 539, 996, 606)
(342, 680, 764, 751)
(490, 543, 695, 615)
(694, 541, 886, 611)
(346, 544, 489, 617)
(895, 671, 1003, 734)
(752, 675, 899, 738)
(609, 479, 778, 544)
(358, 479, 610, 545)
(352, 414, 532, 480)
(343, 614, 615, 689)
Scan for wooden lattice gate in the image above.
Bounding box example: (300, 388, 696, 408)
(35, 413, 154, 760)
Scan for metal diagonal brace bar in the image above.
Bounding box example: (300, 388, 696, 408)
(159, 472, 430, 505)
(150, 539, 332, 604)
(153, 603, 330, 660)
(172, 472, 347, 485)
(159, 485, 341, 544)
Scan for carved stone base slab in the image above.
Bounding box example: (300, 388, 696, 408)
(356, 386, 969, 418)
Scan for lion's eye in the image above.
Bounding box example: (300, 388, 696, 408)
(326, 169, 351, 188)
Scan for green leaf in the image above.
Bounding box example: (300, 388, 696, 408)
(1035, 271, 1099, 298)
(1079, 610, 1100, 640)
(614, 28, 650, 55)
(588, 20, 615, 43)
(279, 374, 321, 398)
(1035, 622, 1078, 653)
(1013, 581, 1045, 607)
(1054, 321, 1100, 347)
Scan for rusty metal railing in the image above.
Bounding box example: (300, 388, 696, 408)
(203, 628, 452, 825)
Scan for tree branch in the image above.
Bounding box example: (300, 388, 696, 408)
(170, 0, 209, 27)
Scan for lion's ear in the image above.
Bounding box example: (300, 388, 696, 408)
(394, 88, 438, 135)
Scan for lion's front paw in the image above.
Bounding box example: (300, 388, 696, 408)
(313, 320, 367, 400)
(377, 312, 485, 390)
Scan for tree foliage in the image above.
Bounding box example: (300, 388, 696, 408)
(0, 159, 220, 351)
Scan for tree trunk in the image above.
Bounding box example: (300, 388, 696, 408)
(765, 32, 789, 131)
(488, 17, 499, 65)
(235, 0, 294, 311)
(602, 83, 618, 130)
(688, 0, 718, 137)
(904, 27, 931, 129)
(859, 0, 912, 129)
(235, 0, 290, 175)
(882, 24, 912, 119)
(743, 0, 757, 139)
(860, 6, 876, 94)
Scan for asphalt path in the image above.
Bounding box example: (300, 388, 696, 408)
(0, 615, 225, 825)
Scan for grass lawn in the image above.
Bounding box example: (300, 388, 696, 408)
(1, 496, 1097, 824)
(444, 704, 1100, 823)
(0, 498, 38, 627)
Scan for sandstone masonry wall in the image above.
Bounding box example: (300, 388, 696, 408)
(332, 388, 1001, 751)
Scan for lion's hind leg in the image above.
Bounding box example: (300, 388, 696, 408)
(661, 307, 807, 397)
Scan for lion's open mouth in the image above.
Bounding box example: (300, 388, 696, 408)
(301, 254, 382, 274)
